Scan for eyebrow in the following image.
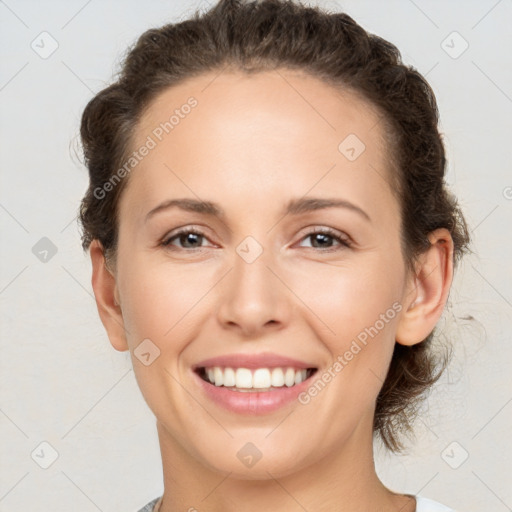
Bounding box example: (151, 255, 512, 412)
(144, 197, 371, 223)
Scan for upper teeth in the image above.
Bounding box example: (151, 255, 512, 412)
(204, 367, 310, 389)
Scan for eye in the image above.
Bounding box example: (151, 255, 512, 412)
(161, 228, 212, 250)
(160, 226, 352, 252)
(297, 227, 352, 251)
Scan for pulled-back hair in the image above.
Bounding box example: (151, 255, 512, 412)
(78, 0, 471, 452)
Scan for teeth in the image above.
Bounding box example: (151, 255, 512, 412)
(214, 367, 224, 386)
(284, 368, 295, 387)
(271, 368, 285, 387)
(202, 366, 312, 389)
(253, 368, 271, 389)
(235, 368, 253, 388)
(223, 367, 236, 387)
(295, 369, 307, 385)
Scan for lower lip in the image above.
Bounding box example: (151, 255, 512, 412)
(193, 370, 315, 414)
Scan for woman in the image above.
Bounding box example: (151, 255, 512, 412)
(78, 0, 471, 510)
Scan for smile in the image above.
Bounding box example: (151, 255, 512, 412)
(197, 366, 317, 392)
(192, 358, 318, 414)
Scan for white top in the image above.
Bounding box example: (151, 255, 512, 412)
(138, 495, 456, 511)
(416, 495, 456, 511)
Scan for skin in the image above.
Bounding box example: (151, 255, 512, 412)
(89, 68, 454, 512)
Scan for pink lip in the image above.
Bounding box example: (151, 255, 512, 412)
(192, 369, 316, 415)
(193, 352, 316, 370)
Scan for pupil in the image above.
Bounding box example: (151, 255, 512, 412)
(183, 233, 200, 247)
(314, 233, 331, 247)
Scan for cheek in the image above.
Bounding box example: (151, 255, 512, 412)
(287, 255, 404, 418)
(117, 259, 214, 419)
(119, 257, 217, 347)
(291, 263, 402, 422)
(289, 255, 403, 349)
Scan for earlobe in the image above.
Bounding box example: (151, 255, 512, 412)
(395, 228, 454, 347)
(89, 239, 129, 352)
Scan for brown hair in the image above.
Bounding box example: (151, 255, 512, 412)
(78, 0, 471, 452)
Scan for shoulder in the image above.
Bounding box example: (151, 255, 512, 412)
(136, 497, 161, 512)
(415, 495, 457, 512)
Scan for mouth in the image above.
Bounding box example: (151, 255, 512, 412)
(191, 352, 320, 413)
(195, 366, 318, 392)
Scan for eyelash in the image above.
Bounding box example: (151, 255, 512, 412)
(160, 226, 352, 252)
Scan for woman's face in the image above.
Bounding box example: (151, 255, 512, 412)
(112, 69, 413, 477)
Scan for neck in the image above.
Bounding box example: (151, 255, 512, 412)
(154, 413, 416, 512)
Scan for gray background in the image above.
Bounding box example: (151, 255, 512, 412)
(0, 0, 511, 510)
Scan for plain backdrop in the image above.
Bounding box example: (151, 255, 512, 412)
(0, 1, 511, 511)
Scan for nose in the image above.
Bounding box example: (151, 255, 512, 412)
(216, 247, 290, 338)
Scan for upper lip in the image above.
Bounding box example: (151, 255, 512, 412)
(193, 352, 317, 370)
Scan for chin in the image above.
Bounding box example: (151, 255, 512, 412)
(194, 443, 313, 481)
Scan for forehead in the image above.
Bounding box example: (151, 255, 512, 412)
(135, 68, 383, 146)
(121, 69, 395, 221)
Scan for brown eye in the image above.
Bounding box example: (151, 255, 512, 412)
(161, 229, 210, 250)
(297, 228, 352, 250)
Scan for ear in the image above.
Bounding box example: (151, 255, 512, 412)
(89, 239, 129, 352)
(395, 228, 454, 346)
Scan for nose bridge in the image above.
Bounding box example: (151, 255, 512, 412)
(234, 239, 272, 294)
(232, 237, 277, 307)
(216, 234, 288, 334)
